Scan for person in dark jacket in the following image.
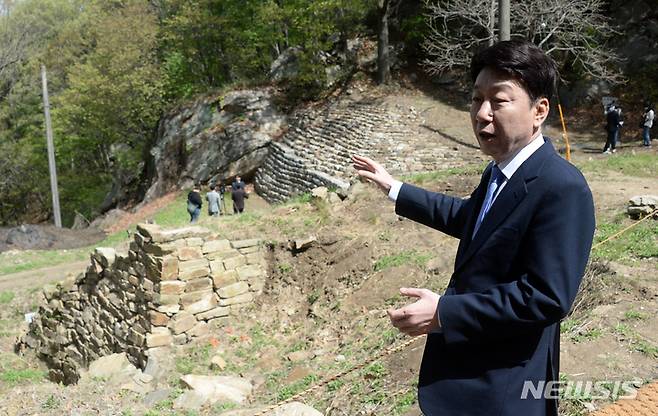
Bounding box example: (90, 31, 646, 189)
(231, 187, 248, 214)
(603, 104, 621, 153)
(353, 40, 595, 416)
(187, 185, 202, 223)
(231, 175, 246, 191)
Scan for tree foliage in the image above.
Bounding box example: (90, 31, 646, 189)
(423, 0, 622, 84)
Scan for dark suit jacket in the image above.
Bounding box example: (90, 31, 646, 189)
(395, 139, 595, 416)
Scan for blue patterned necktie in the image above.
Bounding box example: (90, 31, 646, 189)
(473, 165, 505, 237)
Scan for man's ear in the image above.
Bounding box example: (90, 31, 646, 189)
(533, 97, 550, 128)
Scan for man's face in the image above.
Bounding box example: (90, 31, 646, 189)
(470, 67, 548, 163)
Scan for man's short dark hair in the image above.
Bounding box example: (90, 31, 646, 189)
(470, 40, 558, 104)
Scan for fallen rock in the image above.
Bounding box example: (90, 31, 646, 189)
(86, 352, 138, 383)
(627, 195, 658, 219)
(180, 374, 253, 405)
(173, 390, 207, 411)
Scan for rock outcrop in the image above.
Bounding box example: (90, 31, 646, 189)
(144, 89, 287, 202)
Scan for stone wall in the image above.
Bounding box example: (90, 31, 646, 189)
(254, 100, 408, 203)
(17, 224, 267, 384)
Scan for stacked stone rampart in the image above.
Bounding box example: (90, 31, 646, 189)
(255, 101, 407, 203)
(17, 224, 266, 384)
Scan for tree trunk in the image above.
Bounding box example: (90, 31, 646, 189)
(377, 0, 391, 85)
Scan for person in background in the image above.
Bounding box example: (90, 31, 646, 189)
(187, 185, 202, 223)
(231, 186, 248, 214)
(231, 175, 246, 191)
(642, 103, 654, 147)
(206, 184, 221, 217)
(603, 104, 621, 154)
(218, 182, 227, 215)
(615, 105, 624, 144)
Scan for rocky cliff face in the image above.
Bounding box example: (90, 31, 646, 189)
(143, 89, 286, 202)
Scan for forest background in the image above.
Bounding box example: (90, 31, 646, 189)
(0, 0, 655, 227)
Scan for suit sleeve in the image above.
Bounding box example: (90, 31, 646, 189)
(438, 178, 596, 344)
(395, 183, 478, 239)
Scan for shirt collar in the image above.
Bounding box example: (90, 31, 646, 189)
(495, 133, 545, 180)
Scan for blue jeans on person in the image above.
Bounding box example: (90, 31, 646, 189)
(187, 203, 200, 223)
(643, 126, 651, 146)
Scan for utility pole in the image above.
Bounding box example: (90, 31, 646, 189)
(498, 0, 510, 41)
(41, 65, 62, 228)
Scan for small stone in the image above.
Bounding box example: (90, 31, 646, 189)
(210, 355, 227, 370)
(287, 350, 312, 363)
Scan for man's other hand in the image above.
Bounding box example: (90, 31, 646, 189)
(388, 288, 441, 337)
(352, 155, 395, 195)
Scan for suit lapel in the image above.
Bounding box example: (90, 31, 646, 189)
(454, 139, 554, 273)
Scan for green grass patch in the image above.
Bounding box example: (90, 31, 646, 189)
(400, 164, 486, 185)
(0, 291, 15, 304)
(392, 388, 418, 415)
(577, 153, 658, 177)
(271, 374, 319, 402)
(374, 250, 432, 272)
(0, 368, 46, 385)
(592, 219, 658, 262)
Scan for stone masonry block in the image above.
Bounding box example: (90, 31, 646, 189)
(146, 328, 173, 348)
(159, 281, 186, 295)
(168, 312, 196, 335)
(209, 260, 225, 273)
(185, 277, 213, 293)
(156, 303, 180, 315)
(202, 239, 232, 254)
(212, 270, 238, 289)
(206, 250, 240, 261)
(184, 293, 218, 315)
(223, 255, 247, 270)
(155, 293, 180, 306)
(149, 310, 170, 326)
(238, 246, 260, 255)
(187, 321, 210, 338)
(195, 306, 230, 321)
(217, 281, 249, 299)
(236, 265, 263, 281)
(185, 237, 204, 247)
(177, 246, 203, 261)
(218, 292, 253, 306)
(181, 289, 214, 307)
(231, 239, 261, 249)
(178, 258, 209, 281)
(245, 252, 265, 265)
(161, 255, 179, 280)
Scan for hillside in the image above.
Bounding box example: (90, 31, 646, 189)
(0, 87, 656, 416)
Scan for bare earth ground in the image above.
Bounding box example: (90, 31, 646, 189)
(0, 86, 656, 415)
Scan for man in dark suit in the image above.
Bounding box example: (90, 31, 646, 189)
(353, 40, 595, 415)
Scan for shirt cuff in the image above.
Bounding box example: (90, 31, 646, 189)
(431, 295, 443, 334)
(388, 180, 403, 202)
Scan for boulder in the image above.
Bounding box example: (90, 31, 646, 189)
(143, 90, 286, 202)
(180, 374, 253, 405)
